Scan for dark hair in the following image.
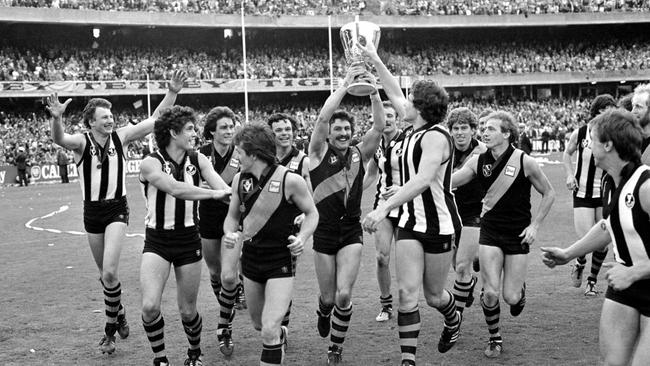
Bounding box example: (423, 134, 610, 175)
(267, 113, 298, 133)
(382, 100, 395, 111)
(202, 106, 236, 140)
(411, 80, 448, 125)
(447, 107, 478, 129)
(154, 106, 196, 149)
(591, 108, 642, 163)
(233, 123, 276, 166)
(486, 111, 519, 144)
(82, 98, 112, 128)
(618, 93, 634, 112)
(330, 109, 355, 135)
(589, 94, 617, 119)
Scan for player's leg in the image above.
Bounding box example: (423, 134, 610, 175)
(586, 207, 608, 296)
(571, 207, 595, 287)
(630, 315, 650, 366)
(599, 299, 639, 366)
(374, 218, 395, 322)
(394, 238, 424, 365)
(502, 254, 528, 316)
(479, 245, 505, 358)
(141, 252, 172, 364)
(201, 237, 222, 302)
(453, 226, 479, 314)
(260, 277, 293, 366)
(327, 243, 362, 363)
(217, 237, 243, 356)
(314, 250, 337, 338)
(174, 259, 203, 365)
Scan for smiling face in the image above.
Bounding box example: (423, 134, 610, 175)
(632, 92, 649, 125)
(482, 118, 509, 150)
(174, 121, 197, 151)
(213, 117, 235, 147)
(451, 122, 474, 150)
(89, 107, 114, 135)
(383, 106, 397, 135)
(270, 119, 294, 149)
(329, 118, 352, 151)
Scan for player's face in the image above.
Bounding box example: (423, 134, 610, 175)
(175, 122, 197, 151)
(235, 143, 253, 172)
(451, 123, 474, 149)
(383, 106, 397, 134)
(402, 94, 418, 124)
(90, 107, 114, 134)
(213, 117, 235, 147)
(329, 119, 352, 151)
(478, 117, 487, 136)
(271, 120, 294, 149)
(632, 92, 649, 123)
(482, 119, 508, 149)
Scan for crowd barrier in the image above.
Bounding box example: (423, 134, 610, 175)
(0, 159, 143, 185)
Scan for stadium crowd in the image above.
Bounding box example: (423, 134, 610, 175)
(4, 0, 650, 15)
(1, 38, 649, 82)
(0, 96, 587, 166)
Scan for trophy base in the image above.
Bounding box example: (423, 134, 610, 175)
(347, 82, 377, 97)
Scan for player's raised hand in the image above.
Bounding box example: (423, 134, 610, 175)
(168, 69, 188, 94)
(46, 93, 72, 119)
(356, 39, 380, 64)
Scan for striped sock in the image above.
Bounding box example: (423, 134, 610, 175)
(380, 294, 393, 308)
(452, 278, 473, 314)
(330, 304, 353, 347)
(103, 281, 121, 336)
(398, 309, 420, 365)
(218, 284, 238, 332)
(182, 312, 202, 352)
(143, 312, 165, 359)
(588, 249, 608, 283)
(260, 342, 283, 365)
(281, 301, 292, 327)
(577, 256, 587, 265)
(481, 296, 501, 341)
(210, 278, 221, 300)
(437, 290, 459, 326)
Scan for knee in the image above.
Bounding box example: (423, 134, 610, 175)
(335, 289, 352, 308)
(179, 303, 197, 321)
(376, 252, 390, 268)
(101, 271, 118, 287)
(424, 290, 445, 308)
(503, 290, 521, 306)
(455, 261, 471, 278)
(398, 287, 419, 308)
(260, 325, 279, 344)
(482, 289, 500, 306)
(141, 301, 161, 321)
(220, 270, 239, 288)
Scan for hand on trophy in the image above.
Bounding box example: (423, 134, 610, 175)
(342, 64, 367, 88)
(356, 40, 380, 65)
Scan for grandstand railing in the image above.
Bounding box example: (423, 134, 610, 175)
(2, 7, 650, 28)
(2, 70, 649, 97)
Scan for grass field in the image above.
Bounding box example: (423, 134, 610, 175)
(0, 152, 607, 365)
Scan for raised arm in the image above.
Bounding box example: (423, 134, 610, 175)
(357, 41, 407, 118)
(520, 155, 556, 245)
(358, 92, 385, 162)
(140, 156, 227, 201)
(562, 129, 579, 191)
(119, 70, 188, 144)
(451, 155, 479, 188)
(46, 93, 85, 154)
(308, 67, 360, 166)
(363, 157, 379, 191)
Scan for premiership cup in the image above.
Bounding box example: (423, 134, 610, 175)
(340, 20, 381, 96)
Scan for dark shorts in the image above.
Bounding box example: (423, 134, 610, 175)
(313, 220, 363, 255)
(198, 201, 227, 240)
(143, 227, 202, 267)
(454, 215, 481, 248)
(605, 279, 650, 317)
(479, 224, 529, 255)
(241, 243, 295, 284)
(83, 196, 129, 234)
(386, 216, 399, 228)
(573, 195, 603, 209)
(396, 228, 453, 254)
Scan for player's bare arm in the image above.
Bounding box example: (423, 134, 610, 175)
(222, 173, 243, 249)
(358, 91, 386, 162)
(562, 129, 579, 191)
(285, 173, 319, 257)
(357, 41, 406, 118)
(451, 155, 479, 189)
(47, 93, 85, 155)
(520, 155, 556, 244)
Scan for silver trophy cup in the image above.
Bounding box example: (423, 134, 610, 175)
(340, 21, 381, 96)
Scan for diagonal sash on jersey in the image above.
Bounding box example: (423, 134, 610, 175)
(312, 147, 361, 207)
(218, 146, 240, 185)
(481, 149, 524, 218)
(241, 166, 286, 241)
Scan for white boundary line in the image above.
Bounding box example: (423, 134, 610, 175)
(25, 205, 145, 238)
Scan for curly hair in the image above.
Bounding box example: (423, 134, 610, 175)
(154, 106, 197, 149)
(233, 123, 277, 166)
(329, 109, 355, 135)
(411, 80, 448, 125)
(447, 107, 478, 130)
(589, 94, 617, 119)
(267, 113, 298, 133)
(202, 106, 236, 140)
(82, 98, 112, 128)
(591, 108, 642, 163)
(486, 110, 519, 144)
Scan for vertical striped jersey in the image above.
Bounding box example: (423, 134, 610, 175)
(77, 131, 126, 202)
(396, 124, 461, 235)
(575, 124, 603, 199)
(373, 130, 406, 219)
(141, 150, 201, 231)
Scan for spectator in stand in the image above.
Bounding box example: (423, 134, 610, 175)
(519, 123, 533, 155)
(56, 147, 70, 183)
(14, 146, 29, 186)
